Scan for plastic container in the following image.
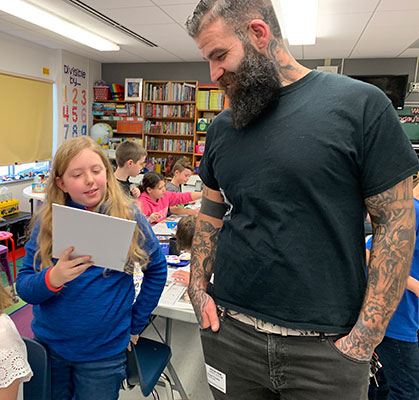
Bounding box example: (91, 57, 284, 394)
(94, 86, 110, 101)
(0, 199, 19, 216)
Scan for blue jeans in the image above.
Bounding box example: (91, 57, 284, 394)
(46, 345, 126, 400)
(369, 337, 419, 400)
(200, 314, 370, 399)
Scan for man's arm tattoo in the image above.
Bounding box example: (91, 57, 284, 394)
(188, 219, 220, 324)
(341, 178, 415, 358)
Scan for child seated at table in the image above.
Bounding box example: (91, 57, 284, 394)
(171, 215, 197, 286)
(114, 141, 147, 199)
(137, 172, 201, 224)
(0, 282, 32, 399)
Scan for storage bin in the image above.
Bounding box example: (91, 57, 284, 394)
(0, 199, 19, 217)
(116, 121, 143, 133)
(94, 86, 110, 101)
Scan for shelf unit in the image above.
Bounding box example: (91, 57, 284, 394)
(92, 99, 144, 149)
(142, 80, 197, 165)
(193, 84, 228, 169)
(92, 81, 227, 174)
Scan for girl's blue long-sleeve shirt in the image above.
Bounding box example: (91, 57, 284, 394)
(16, 201, 167, 362)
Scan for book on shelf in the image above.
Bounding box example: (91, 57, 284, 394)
(209, 90, 224, 110)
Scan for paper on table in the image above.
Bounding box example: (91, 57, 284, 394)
(52, 203, 136, 272)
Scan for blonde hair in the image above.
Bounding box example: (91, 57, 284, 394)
(0, 283, 13, 313)
(31, 136, 149, 273)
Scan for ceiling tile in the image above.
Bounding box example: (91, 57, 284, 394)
(159, 4, 197, 25)
(379, 0, 419, 11)
(83, 0, 153, 9)
(100, 6, 173, 26)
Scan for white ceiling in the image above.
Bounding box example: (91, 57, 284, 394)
(1, 0, 419, 63)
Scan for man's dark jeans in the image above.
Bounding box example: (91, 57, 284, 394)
(200, 314, 370, 400)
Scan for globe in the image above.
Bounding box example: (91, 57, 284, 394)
(90, 123, 113, 145)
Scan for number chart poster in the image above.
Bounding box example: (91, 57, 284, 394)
(61, 54, 88, 141)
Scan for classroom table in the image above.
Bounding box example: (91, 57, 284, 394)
(150, 219, 198, 399)
(22, 185, 46, 214)
(152, 272, 197, 400)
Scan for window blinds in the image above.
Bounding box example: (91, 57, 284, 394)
(0, 73, 53, 166)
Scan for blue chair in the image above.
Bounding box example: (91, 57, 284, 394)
(21, 337, 51, 400)
(125, 336, 174, 400)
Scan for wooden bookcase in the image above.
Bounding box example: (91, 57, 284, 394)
(142, 80, 197, 166)
(92, 99, 144, 158)
(91, 81, 227, 173)
(193, 84, 228, 169)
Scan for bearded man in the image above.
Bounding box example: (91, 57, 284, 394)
(185, 1, 419, 399)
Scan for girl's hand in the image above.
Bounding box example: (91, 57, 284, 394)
(127, 334, 139, 351)
(148, 212, 162, 223)
(172, 270, 190, 286)
(130, 187, 141, 198)
(48, 247, 93, 288)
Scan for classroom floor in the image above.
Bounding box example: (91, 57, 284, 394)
(119, 316, 214, 400)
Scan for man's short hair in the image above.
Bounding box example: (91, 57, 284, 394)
(185, 0, 282, 41)
(115, 141, 147, 167)
(173, 158, 194, 174)
(176, 215, 197, 251)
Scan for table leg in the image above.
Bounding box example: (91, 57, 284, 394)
(164, 318, 189, 400)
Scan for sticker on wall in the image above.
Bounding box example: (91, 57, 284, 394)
(42, 67, 50, 76)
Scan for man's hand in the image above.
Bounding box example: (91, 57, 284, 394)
(334, 332, 374, 361)
(189, 288, 219, 332)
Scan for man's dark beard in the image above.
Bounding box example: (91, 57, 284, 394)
(219, 44, 281, 130)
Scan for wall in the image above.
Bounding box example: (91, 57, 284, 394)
(102, 62, 211, 85)
(103, 57, 419, 103)
(0, 32, 101, 210)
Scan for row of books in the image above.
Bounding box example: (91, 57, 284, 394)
(143, 82, 196, 102)
(92, 102, 142, 117)
(145, 137, 194, 153)
(144, 103, 195, 119)
(143, 121, 194, 135)
(170, 82, 196, 101)
(196, 89, 225, 110)
(107, 137, 143, 150)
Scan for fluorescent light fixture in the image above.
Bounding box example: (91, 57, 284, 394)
(0, 0, 120, 51)
(274, 0, 318, 45)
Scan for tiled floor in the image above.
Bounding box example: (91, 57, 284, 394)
(119, 316, 214, 400)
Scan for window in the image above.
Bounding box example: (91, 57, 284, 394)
(0, 162, 50, 183)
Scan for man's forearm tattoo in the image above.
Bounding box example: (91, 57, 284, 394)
(341, 178, 415, 358)
(188, 219, 220, 323)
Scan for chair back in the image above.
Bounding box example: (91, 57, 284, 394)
(126, 337, 172, 397)
(22, 337, 51, 400)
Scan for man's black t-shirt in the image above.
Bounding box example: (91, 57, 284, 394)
(199, 70, 419, 333)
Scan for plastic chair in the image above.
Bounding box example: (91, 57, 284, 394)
(21, 337, 51, 400)
(125, 337, 174, 400)
(0, 231, 16, 280)
(0, 244, 17, 301)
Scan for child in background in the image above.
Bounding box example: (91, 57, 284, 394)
(366, 175, 419, 400)
(114, 141, 147, 199)
(16, 137, 167, 400)
(171, 215, 197, 286)
(0, 282, 32, 400)
(137, 171, 202, 224)
(166, 159, 200, 216)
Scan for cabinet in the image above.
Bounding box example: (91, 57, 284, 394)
(142, 81, 197, 164)
(193, 84, 228, 170)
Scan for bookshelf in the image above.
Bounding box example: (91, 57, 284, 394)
(142, 80, 197, 166)
(92, 100, 144, 155)
(193, 84, 228, 170)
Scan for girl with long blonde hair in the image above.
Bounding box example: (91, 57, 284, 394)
(16, 136, 167, 400)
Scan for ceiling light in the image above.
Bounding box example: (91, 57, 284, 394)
(274, 0, 318, 45)
(0, 0, 120, 51)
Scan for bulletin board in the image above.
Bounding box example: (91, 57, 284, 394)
(398, 106, 419, 141)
